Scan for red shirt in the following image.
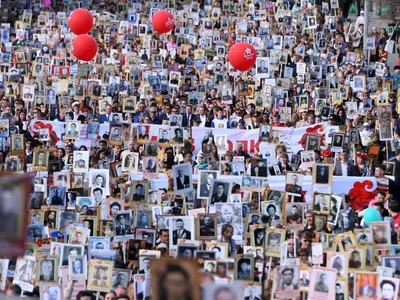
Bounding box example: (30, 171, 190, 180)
(393, 212, 400, 230)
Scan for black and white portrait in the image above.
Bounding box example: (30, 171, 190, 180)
(168, 216, 194, 249)
(209, 180, 232, 205)
(172, 163, 193, 193)
(197, 170, 218, 199)
(113, 211, 133, 236)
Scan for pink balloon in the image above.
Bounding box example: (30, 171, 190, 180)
(43, 0, 51, 7)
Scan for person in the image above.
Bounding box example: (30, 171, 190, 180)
(176, 168, 190, 190)
(115, 214, 131, 235)
(146, 158, 157, 172)
(211, 183, 228, 203)
(199, 216, 215, 236)
(280, 268, 298, 290)
(39, 259, 54, 281)
(172, 219, 191, 244)
(314, 273, 329, 293)
(92, 266, 108, 287)
(72, 258, 83, 274)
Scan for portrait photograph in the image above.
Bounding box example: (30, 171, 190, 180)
(89, 237, 111, 251)
(65, 120, 80, 140)
(313, 193, 331, 214)
(354, 272, 378, 300)
(158, 128, 171, 146)
(143, 157, 159, 178)
(234, 255, 254, 281)
(197, 170, 219, 199)
(348, 247, 366, 270)
(376, 277, 399, 300)
(151, 259, 199, 300)
(209, 180, 232, 205)
(73, 151, 89, 172)
(109, 125, 123, 145)
(265, 229, 285, 256)
(130, 181, 149, 202)
(307, 266, 337, 299)
(169, 114, 183, 127)
(285, 172, 303, 196)
(370, 221, 391, 246)
(313, 164, 333, 185)
(168, 216, 195, 249)
(39, 285, 63, 300)
(274, 265, 300, 299)
(327, 194, 343, 226)
(327, 251, 348, 278)
(176, 244, 198, 259)
(171, 163, 193, 194)
(68, 226, 90, 245)
(87, 259, 113, 292)
(32, 150, 49, 171)
(171, 127, 184, 145)
(48, 186, 66, 206)
(259, 125, 271, 142)
(215, 134, 228, 154)
(266, 189, 286, 206)
(89, 169, 110, 196)
(122, 97, 136, 112)
(113, 211, 133, 237)
(203, 282, 243, 300)
(250, 159, 268, 178)
(36, 256, 58, 284)
(331, 133, 344, 148)
(285, 203, 304, 228)
(379, 120, 393, 141)
(136, 210, 152, 227)
(121, 151, 139, 173)
(137, 125, 150, 143)
(112, 269, 131, 289)
(68, 255, 87, 280)
(60, 245, 84, 266)
(300, 151, 315, 164)
(196, 213, 217, 240)
(261, 201, 281, 226)
(305, 134, 321, 151)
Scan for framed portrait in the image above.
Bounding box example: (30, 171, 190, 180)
(130, 180, 149, 202)
(250, 159, 268, 178)
(326, 251, 349, 278)
(234, 255, 254, 281)
(331, 133, 344, 148)
(87, 259, 113, 292)
(60, 244, 84, 267)
(36, 256, 58, 284)
(377, 276, 399, 299)
(379, 120, 393, 141)
(89, 169, 109, 196)
(71, 174, 84, 189)
(113, 211, 133, 237)
(65, 121, 80, 140)
(11, 134, 24, 156)
(33, 149, 49, 171)
(307, 266, 337, 299)
(354, 271, 378, 299)
(68, 255, 87, 280)
(285, 203, 304, 229)
(261, 201, 282, 226)
(313, 193, 331, 214)
(39, 285, 63, 300)
(111, 268, 131, 289)
(196, 213, 217, 240)
(313, 164, 333, 185)
(327, 194, 343, 226)
(109, 125, 123, 146)
(208, 179, 232, 206)
(266, 189, 286, 206)
(300, 151, 315, 164)
(285, 172, 303, 196)
(73, 151, 89, 173)
(171, 127, 184, 145)
(265, 228, 285, 257)
(259, 124, 271, 142)
(348, 247, 366, 271)
(158, 128, 171, 146)
(151, 259, 200, 300)
(273, 265, 300, 298)
(68, 226, 90, 245)
(137, 125, 150, 143)
(172, 163, 193, 194)
(143, 157, 159, 179)
(370, 221, 391, 246)
(168, 216, 195, 249)
(121, 151, 139, 173)
(305, 134, 321, 151)
(136, 210, 152, 227)
(383, 161, 395, 176)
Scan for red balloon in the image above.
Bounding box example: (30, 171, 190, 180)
(68, 8, 93, 35)
(72, 34, 98, 61)
(152, 10, 175, 34)
(228, 42, 257, 72)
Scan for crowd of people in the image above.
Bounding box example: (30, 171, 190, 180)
(0, 0, 400, 299)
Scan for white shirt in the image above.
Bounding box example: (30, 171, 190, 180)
(341, 163, 348, 176)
